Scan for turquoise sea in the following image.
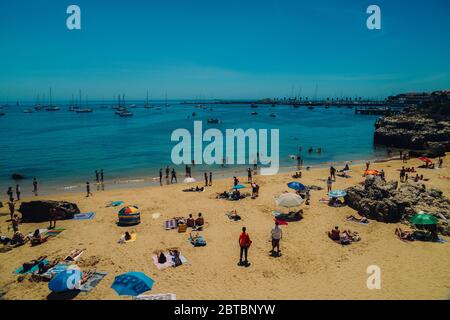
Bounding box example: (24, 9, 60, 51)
(0, 102, 386, 196)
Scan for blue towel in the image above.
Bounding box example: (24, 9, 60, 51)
(72, 212, 96, 220)
(14, 259, 49, 274)
(189, 235, 206, 247)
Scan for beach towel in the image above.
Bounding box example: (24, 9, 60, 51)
(106, 201, 124, 207)
(134, 293, 176, 300)
(64, 249, 85, 262)
(40, 263, 70, 278)
(272, 211, 283, 217)
(44, 228, 65, 237)
(118, 231, 137, 244)
(225, 212, 241, 221)
(27, 229, 48, 238)
(274, 218, 288, 226)
(346, 216, 370, 225)
(164, 219, 177, 230)
(72, 212, 96, 220)
(152, 252, 188, 270)
(79, 271, 108, 292)
(189, 235, 206, 247)
(14, 259, 49, 274)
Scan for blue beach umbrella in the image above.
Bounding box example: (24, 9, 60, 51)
(111, 272, 154, 296)
(231, 184, 246, 190)
(328, 190, 347, 198)
(287, 181, 306, 191)
(48, 268, 82, 293)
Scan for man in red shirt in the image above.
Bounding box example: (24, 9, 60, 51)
(238, 227, 251, 267)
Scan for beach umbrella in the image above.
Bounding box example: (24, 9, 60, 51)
(409, 213, 438, 225)
(287, 181, 307, 191)
(275, 193, 304, 208)
(231, 184, 246, 190)
(118, 206, 141, 226)
(364, 170, 380, 176)
(111, 272, 154, 296)
(328, 190, 347, 198)
(48, 267, 82, 293)
(418, 156, 433, 163)
(183, 177, 196, 183)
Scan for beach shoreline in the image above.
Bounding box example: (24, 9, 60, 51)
(1, 154, 450, 300)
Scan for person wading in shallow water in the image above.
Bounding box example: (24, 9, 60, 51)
(238, 227, 252, 267)
(171, 168, 177, 183)
(33, 178, 38, 196)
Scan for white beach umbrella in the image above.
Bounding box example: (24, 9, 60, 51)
(183, 177, 196, 183)
(275, 193, 304, 208)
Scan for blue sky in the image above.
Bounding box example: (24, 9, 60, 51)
(1, 0, 449, 101)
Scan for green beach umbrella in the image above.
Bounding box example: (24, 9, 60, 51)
(409, 212, 438, 225)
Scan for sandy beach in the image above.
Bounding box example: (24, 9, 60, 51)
(1, 156, 450, 300)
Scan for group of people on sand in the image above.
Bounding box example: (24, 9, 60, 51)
(327, 226, 360, 245)
(237, 220, 285, 267)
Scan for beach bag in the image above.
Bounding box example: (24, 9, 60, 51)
(178, 224, 187, 233)
(158, 252, 167, 264)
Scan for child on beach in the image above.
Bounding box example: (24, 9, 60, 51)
(326, 176, 332, 192)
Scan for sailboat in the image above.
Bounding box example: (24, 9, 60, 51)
(76, 94, 93, 113)
(144, 90, 153, 108)
(45, 88, 60, 111)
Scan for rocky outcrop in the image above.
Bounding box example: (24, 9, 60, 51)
(345, 176, 450, 235)
(374, 114, 450, 157)
(19, 200, 80, 222)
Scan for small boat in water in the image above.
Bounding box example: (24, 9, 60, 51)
(251, 111, 258, 115)
(45, 106, 60, 111)
(207, 118, 219, 124)
(69, 106, 80, 112)
(250, 104, 258, 108)
(23, 109, 33, 113)
(76, 108, 93, 113)
(308, 106, 314, 110)
(192, 112, 197, 117)
(119, 110, 133, 117)
(269, 113, 276, 118)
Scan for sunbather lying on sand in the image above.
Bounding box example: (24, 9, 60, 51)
(80, 269, 96, 285)
(346, 215, 369, 224)
(37, 258, 61, 274)
(395, 227, 414, 241)
(226, 210, 242, 221)
(30, 229, 51, 246)
(64, 249, 86, 262)
(21, 256, 47, 273)
(12, 231, 28, 246)
(183, 186, 204, 192)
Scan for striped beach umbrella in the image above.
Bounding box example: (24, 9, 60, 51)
(118, 206, 141, 226)
(418, 156, 433, 163)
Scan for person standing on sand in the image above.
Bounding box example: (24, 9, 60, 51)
(204, 172, 208, 187)
(326, 176, 332, 192)
(238, 227, 251, 267)
(12, 214, 20, 232)
(159, 168, 163, 186)
(95, 170, 99, 183)
(209, 172, 212, 186)
(247, 168, 252, 183)
(8, 201, 15, 220)
(33, 178, 38, 196)
(330, 166, 336, 181)
(15, 184, 21, 201)
(399, 150, 403, 160)
(171, 168, 177, 183)
(185, 165, 189, 177)
(305, 189, 310, 205)
(165, 166, 170, 179)
(7, 187, 14, 202)
(365, 161, 370, 171)
(400, 167, 405, 182)
(271, 221, 282, 256)
(100, 169, 104, 182)
(438, 157, 443, 168)
(233, 176, 239, 186)
(48, 207, 57, 229)
(86, 182, 93, 197)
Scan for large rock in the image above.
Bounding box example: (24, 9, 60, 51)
(374, 114, 450, 157)
(11, 173, 25, 180)
(345, 176, 450, 235)
(19, 200, 80, 222)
